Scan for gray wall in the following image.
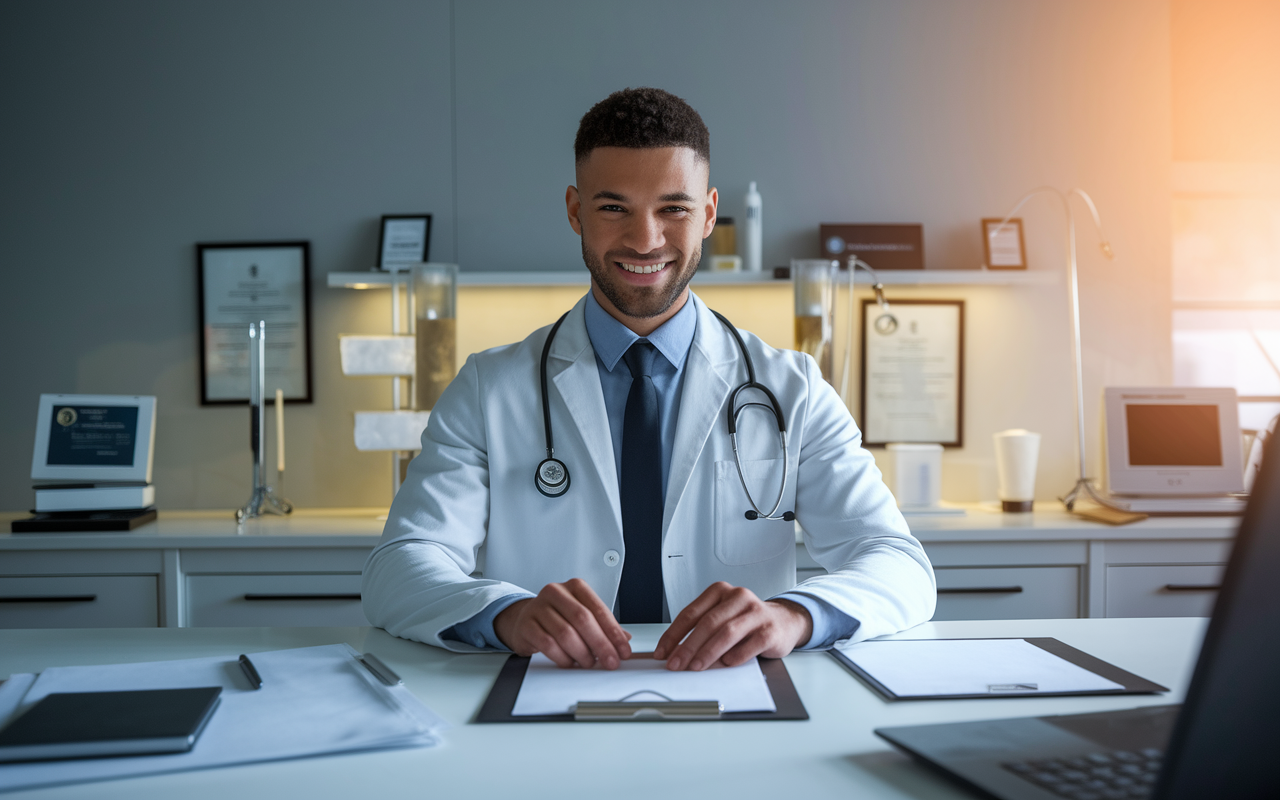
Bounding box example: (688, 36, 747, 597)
(0, 0, 1171, 510)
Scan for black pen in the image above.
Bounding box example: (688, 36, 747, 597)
(238, 654, 263, 690)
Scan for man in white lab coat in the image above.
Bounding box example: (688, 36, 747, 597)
(362, 88, 935, 671)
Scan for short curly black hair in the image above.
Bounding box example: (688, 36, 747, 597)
(574, 87, 710, 164)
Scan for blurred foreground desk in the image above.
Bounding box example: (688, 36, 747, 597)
(0, 617, 1206, 800)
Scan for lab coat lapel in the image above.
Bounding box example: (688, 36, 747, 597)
(663, 296, 736, 532)
(547, 298, 622, 523)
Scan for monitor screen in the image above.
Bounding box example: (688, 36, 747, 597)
(46, 405, 139, 467)
(1125, 404, 1222, 467)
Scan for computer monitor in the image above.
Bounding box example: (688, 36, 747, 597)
(30, 394, 156, 484)
(1104, 387, 1243, 496)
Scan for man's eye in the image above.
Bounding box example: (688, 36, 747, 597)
(599, 204, 625, 212)
(664, 206, 689, 214)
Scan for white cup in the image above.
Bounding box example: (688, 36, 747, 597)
(994, 429, 1041, 512)
(886, 443, 943, 509)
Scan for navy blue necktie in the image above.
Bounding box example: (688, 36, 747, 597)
(618, 341, 664, 623)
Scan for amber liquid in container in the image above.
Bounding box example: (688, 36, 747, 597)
(794, 315, 833, 380)
(415, 318, 457, 410)
(412, 263, 459, 410)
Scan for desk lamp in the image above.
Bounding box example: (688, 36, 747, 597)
(988, 188, 1114, 511)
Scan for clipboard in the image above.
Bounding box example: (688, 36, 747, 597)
(475, 654, 808, 722)
(829, 637, 1168, 701)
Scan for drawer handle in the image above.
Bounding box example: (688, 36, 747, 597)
(937, 586, 1024, 595)
(1162, 584, 1221, 592)
(0, 595, 97, 603)
(242, 593, 361, 601)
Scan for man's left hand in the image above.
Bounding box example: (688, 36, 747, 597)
(652, 582, 813, 671)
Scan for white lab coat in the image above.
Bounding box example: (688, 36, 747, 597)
(362, 293, 935, 651)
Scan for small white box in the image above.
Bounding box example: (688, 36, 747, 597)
(339, 336, 415, 377)
(353, 411, 431, 451)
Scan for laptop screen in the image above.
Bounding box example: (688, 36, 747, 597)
(1156, 432, 1280, 798)
(1124, 404, 1222, 467)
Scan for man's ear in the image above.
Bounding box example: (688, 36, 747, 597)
(702, 187, 719, 239)
(566, 185, 583, 236)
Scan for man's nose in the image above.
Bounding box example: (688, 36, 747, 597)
(623, 211, 666, 256)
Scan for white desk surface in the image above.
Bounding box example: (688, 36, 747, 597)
(0, 617, 1206, 800)
(0, 505, 1236, 550)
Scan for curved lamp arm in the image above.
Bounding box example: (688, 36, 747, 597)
(990, 187, 1115, 510)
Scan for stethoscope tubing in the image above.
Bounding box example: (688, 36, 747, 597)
(536, 307, 793, 521)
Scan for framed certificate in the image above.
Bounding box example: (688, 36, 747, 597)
(197, 241, 313, 405)
(981, 217, 1027, 269)
(859, 299, 964, 447)
(377, 214, 432, 270)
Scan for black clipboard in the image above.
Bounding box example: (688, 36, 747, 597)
(475, 653, 808, 722)
(828, 637, 1169, 701)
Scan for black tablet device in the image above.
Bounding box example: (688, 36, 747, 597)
(0, 687, 221, 763)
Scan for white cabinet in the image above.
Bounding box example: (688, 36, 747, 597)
(0, 575, 159, 628)
(0, 508, 1236, 627)
(1105, 564, 1225, 618)
(934, 566, 1081, 621)
(186, 574, 366, 627)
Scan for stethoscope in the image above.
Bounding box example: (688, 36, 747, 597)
(534, 309, 795, 522)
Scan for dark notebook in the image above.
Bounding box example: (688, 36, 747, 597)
(0, 687, 221, 763)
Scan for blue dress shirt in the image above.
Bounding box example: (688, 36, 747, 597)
(444, 291, 859, 650)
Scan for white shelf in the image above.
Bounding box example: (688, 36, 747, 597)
(328, 269, 1058, 289)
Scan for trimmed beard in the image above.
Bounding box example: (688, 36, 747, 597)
(580, 239, 701, 320)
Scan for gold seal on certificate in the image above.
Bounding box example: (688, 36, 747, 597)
(859, 300, 964, 447)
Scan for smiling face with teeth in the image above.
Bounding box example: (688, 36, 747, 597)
(567, 146, 718, 336)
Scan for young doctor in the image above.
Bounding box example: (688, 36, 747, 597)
(362, 88, 935, 671)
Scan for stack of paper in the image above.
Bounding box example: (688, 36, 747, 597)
(0, 644, 446, 792)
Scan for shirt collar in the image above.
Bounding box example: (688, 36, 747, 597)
(584, 289, 697, 373)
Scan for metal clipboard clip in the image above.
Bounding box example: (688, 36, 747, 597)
(572, 690, 723, 721)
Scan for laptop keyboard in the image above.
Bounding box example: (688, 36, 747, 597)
(1002, 748, 1163, 799)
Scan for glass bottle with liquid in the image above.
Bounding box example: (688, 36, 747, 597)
(412, 263, 458, 410)
(791, 258, 837, 385)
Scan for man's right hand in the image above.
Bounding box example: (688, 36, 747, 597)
(493, 578, 632, 669)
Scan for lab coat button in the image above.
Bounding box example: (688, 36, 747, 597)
(603, 550, 620, 567)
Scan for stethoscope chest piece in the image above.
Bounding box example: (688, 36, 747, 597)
(535, 458, 570, 498)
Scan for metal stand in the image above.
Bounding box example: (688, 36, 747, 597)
(237, 320, 293, 523)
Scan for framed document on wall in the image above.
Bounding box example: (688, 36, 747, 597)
(859, 299, 964, 447)
(197, 241, 313, 405)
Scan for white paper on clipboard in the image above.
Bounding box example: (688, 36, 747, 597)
(512, 653, 776, 716)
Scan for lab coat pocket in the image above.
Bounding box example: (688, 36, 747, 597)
(713, 459, 794, 566)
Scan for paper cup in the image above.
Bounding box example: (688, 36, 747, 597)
(994, 429, 1041, 512)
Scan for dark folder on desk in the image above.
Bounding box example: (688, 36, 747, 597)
(476, 654, 808, 722)
(830, 637, 1167, 702)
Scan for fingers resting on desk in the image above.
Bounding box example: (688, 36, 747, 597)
(652, 583, 813, 671)
(493, 578, 632, 669)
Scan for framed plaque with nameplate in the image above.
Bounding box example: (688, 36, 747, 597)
(197, 241, 313, 405)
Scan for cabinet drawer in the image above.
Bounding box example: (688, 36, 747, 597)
(186, 574, 367, 627)
(0, 576, 158, 628)
(933, 567, 1080, 621)
(1105, 564, 1225, 618)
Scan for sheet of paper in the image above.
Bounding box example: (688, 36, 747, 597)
(512, 653, 776, 716)
(836, 639, 1125, 697)
(0, 645, 445, 793)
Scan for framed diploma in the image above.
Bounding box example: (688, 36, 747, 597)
(859, 299, 964, 447)
(981, 217, 1027, 269)
(197, 241, 313, 405)
(377, 214, 432, 270)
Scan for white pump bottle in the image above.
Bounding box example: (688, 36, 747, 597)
(743, 181, 762, 272)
